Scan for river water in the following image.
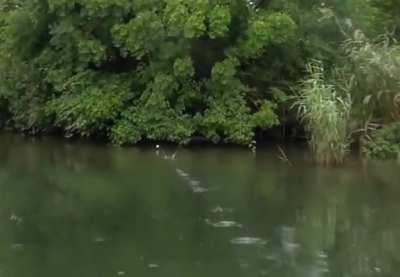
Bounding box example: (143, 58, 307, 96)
(0, 133, 399, 277)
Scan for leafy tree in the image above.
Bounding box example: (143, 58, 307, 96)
(0, 0, 397, 150)
(0, 0, 296, 144)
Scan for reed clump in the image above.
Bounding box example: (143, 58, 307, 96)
(295, 61, 352, 165)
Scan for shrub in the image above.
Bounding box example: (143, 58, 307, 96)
(45, 72, 132, 137)
(364, 122, 400, 160)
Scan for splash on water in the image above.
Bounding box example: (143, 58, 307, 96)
(175, 168, 211, 193)
(11, 243, 24, 251)
(205, 219, 243, 228)
(231, 237, 268, 246)
(10, 213, 23, 225)
(212, 206, 234, 213)
(93, 237, 105, 243)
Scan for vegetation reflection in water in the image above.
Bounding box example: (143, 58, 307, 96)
(0, 134, 399, 277)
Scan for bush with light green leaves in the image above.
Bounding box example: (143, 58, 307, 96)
(364, 123, 400, 160)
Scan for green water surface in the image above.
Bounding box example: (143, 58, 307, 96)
(0, 133, 399, 277)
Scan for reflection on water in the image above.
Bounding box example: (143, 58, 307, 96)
(0, 133, 399, 277)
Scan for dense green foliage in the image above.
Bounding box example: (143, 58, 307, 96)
(294, 33, 400, 163)
(0, 0, 297, 144)
(364, 122, 400, 160)
(0, 0, 400, 161)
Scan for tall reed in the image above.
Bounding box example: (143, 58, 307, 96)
(342, 32, 400, 123)
(295, 61, 352, 165)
